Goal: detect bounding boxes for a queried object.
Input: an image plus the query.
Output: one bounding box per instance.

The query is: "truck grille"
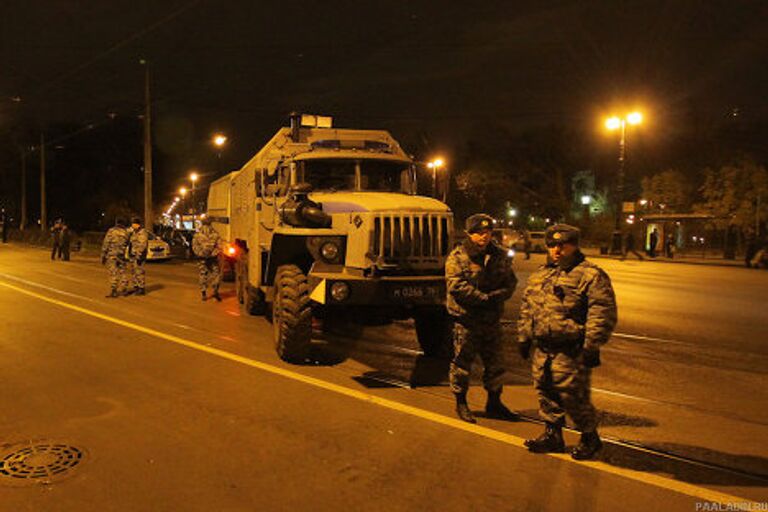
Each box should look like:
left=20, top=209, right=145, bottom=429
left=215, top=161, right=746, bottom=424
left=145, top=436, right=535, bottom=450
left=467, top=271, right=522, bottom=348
left=372, top=214, right=451, bottom=262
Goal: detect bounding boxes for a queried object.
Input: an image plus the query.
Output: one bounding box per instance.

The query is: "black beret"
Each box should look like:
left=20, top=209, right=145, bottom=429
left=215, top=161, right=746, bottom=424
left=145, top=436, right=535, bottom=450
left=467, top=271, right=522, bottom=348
left=545, top=223, right=580, bottom=246
left=465, top=213, right=494, bottom=233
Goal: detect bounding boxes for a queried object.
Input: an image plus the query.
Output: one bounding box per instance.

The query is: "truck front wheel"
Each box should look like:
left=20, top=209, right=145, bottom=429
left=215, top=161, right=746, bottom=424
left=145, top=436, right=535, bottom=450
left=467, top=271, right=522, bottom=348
left=413, top=306, right=453, bottom=359
left=238, top=256, right=266, bottom=315
left=273, top=264, right=312, bottom=363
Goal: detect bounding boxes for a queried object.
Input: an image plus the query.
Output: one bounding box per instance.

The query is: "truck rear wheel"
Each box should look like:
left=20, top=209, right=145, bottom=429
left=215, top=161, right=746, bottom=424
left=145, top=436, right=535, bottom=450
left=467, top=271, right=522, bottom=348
left=413, top=306, right=453, bottom=359
left=273, top=264, right=312, bottom=363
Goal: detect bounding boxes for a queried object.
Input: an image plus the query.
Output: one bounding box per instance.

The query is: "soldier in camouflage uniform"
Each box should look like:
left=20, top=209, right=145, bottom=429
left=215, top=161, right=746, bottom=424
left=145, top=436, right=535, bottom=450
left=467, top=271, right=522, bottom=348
left=127, top=217, right=149, bottom=295
left=192, top=217, right=223, bottom=301
left=101, top=217, right=130, bottom=298
left=517, top=224, right=617, bottom=460
left=446, top=213, right=518, bottom=424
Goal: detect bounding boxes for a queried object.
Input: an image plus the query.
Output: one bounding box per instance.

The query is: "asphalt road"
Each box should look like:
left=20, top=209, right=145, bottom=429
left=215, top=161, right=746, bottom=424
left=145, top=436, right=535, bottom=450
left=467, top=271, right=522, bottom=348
left=0, top=243, right=766, bottom=511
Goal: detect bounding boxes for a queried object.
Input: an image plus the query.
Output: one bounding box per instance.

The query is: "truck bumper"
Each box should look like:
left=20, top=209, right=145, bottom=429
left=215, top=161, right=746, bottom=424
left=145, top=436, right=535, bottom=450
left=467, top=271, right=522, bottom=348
left=307, top=272, right=445, bottom=306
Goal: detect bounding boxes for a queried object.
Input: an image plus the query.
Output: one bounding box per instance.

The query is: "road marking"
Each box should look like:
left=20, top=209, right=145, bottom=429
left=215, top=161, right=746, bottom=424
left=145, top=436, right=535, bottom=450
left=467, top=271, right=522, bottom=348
left=0, top=278, right=757, bottom=505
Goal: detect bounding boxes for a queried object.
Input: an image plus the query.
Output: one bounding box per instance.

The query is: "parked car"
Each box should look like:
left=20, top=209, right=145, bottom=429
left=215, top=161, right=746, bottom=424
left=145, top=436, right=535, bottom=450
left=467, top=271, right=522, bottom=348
left=145, top=232, right=172, bottom=261
left=512, top=230, right=547, bottom=253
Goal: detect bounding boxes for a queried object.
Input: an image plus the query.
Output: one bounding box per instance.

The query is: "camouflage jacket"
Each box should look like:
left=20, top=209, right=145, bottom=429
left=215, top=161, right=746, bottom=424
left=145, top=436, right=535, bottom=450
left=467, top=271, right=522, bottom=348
left=128, top=227, right=149, bottom=259
left=517, top=251, right=617, bottom=351
left=192, top=225, right=222, bottom=258
left=101, top=226, right=130, bottom=260
left=445, top=239, right=517, bottom=323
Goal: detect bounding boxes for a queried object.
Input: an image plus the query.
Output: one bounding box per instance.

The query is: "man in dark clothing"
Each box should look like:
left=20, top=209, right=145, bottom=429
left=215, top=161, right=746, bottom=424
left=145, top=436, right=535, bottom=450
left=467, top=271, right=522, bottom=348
left=445, top=213, right=518, bottom=424
left=50, top=219, right=63, bottom=260
left=620, top=232, right=644, bottom=261
left=648, top=228, right=659, bottom=258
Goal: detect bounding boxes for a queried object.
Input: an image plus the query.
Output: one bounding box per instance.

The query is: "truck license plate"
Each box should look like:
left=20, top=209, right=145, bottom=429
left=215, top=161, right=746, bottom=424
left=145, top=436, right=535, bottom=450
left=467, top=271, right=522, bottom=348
left=390, top=285, right=442, bottom=302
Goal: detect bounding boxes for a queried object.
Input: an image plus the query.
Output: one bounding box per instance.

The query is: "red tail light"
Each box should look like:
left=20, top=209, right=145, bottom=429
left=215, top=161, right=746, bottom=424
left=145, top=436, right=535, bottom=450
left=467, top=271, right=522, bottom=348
left=227, top=245, right=237, bottom=256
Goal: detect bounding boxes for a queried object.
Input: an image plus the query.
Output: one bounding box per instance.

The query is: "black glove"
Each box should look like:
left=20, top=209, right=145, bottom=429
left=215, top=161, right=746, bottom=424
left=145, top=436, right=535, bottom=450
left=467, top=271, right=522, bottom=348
left=487, top=289, right=507, bottom=303
left=518, top=341, right=531, bottom=360
left=101, top=256, right=106, bottom=265
left=583, top=349, right=601, bottom=368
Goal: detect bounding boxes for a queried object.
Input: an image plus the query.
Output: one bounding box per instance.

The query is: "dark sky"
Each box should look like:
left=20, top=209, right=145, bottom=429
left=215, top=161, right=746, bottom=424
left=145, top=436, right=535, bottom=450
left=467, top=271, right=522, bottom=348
left=2, top=0, right=768, bottom=202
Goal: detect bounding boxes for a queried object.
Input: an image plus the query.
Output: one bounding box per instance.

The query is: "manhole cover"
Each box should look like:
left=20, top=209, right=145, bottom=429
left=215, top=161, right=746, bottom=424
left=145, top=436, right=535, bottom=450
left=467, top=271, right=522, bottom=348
left=0, top=442, right=85, bottom=485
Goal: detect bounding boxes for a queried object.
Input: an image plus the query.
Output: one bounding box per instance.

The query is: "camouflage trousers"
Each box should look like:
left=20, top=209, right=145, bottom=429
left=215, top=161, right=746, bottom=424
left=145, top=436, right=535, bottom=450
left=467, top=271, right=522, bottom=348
left=532, top=345, right=597, bottom=432
left=105, top=258, right=128, bottom=291
left=449, top=321, right=506, bottom=394
left=197, top=257, right=221, bottom=292
left=128, top=259, right=146, bottom=290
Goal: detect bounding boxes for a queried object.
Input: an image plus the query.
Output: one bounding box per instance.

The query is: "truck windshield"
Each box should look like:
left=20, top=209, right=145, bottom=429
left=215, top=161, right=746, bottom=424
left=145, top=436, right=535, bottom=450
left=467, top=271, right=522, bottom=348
left=299, top=159, right=410, bottom=193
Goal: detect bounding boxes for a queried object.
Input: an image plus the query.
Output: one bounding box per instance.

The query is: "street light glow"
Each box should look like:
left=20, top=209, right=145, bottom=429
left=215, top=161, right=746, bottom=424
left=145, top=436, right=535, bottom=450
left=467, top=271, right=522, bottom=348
left=581, top=195, right=592, bottom=205
left=627, top=112, right=643, bottom=125
left=179, top=187, right=187, bottom=196
left=190, top=172, right=198, bottom=182
left=433, top=158, right=444, bottom=167
left=605, top=117, right=621, bottom=130
left=508, top=208, right=518, bottom=217
left=213, top=134, right=227, bottom=147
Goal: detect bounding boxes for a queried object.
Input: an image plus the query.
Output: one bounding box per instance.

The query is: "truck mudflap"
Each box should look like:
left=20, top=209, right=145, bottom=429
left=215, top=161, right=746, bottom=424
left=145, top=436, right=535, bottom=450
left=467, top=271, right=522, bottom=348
left=307, top=273, right=445, bottom=306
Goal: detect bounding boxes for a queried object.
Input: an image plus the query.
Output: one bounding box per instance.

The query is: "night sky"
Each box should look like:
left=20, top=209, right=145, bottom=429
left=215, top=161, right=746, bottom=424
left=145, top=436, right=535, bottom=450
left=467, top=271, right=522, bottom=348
left=2, top=0, right=767, bottom=223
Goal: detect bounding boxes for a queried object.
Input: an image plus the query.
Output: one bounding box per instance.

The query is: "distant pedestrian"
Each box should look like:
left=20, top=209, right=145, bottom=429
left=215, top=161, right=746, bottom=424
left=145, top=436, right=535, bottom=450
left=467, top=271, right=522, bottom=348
left=620, top=232, right=644, bottom=261
left=127, top=217, right=149, bottom=295
left=523, top=230, right=531, bottom=260
left=60, top=221, right=71, bottom=261
left=101, top=217, right=130, bottom=298
left=664, top=234, right=674, bottom=259
left=648, top=228, right=659, bottom=258
left=50, top=219, right=63, bottom=260
left=745, top=229, right=758, bottom=268
left=517, top=224, right=617, bottom=460
left=445, top=213, right=518, bottom=424
left=192, top=217, right=223, bottom=301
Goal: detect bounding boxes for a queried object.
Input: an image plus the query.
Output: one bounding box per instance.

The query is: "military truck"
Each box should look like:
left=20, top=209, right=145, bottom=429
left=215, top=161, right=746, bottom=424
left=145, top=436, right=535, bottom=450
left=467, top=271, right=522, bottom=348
left=210, top=113, right=453, bottom=362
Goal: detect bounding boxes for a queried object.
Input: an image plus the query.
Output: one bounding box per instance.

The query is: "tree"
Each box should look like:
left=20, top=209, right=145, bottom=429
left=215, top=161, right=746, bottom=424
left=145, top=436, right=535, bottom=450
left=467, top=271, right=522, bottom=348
left=695, top=159, right=768, bottom=230
left=640, top=170, right=692, bottom=212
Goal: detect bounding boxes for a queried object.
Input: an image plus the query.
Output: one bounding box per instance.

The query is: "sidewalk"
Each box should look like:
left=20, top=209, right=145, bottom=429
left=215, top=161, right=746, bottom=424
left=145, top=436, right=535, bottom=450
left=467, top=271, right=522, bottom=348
left=581, top=247, right=747, bottom=268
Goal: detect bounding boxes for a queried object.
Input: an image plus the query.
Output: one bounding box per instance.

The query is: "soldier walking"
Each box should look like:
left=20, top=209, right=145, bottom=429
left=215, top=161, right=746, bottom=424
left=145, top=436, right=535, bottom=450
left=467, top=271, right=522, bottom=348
left=50, top=219, right=63, bottom=260
left=127, top=217, right=149, bottom=295
left=517, top=224, right=617, bottom=460
left=446, top=213, right=518, bottom=424
left=192, top=217, right=222, bottom=301
left=101, top=217, right=130, bottom=298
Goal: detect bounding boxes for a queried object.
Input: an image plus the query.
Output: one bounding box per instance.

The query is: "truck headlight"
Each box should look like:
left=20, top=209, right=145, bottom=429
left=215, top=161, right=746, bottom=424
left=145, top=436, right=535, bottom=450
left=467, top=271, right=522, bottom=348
left=330, top=281, right=350, bottom=302
left=320, top=241, right=340, bottom=262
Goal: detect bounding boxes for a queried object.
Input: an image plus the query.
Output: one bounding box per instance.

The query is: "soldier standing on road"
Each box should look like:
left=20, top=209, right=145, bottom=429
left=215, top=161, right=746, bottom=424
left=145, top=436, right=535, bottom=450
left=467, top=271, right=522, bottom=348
left=517, top=224, right=617, bottom=460
left=60, top=221, right=71, bottom=261
left=192, top=217, right=223, bottom=302
left=50, top=219, right=63, bottom=260
left=446, top=213, right=519, bottom=424
left=127, top=217, right=149, bottom=295
left=101, top=217, right=130, bottom=298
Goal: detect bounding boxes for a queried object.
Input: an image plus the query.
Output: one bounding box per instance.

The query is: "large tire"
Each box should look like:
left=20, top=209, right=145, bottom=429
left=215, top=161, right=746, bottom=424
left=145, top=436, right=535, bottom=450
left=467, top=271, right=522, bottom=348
left=413, top=306, right=453, bottom=358
left=273, top=264, right=312, bottom=363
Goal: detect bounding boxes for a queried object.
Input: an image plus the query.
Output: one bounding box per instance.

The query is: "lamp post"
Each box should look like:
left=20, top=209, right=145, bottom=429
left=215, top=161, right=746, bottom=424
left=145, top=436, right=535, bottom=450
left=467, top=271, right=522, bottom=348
left=605, top=112, right=642, bottom=253
left=427, top=157, right=445, bottom=201
left=189, top=172, right=198, bottom=216
left=179, top=187, right=188, bottom=226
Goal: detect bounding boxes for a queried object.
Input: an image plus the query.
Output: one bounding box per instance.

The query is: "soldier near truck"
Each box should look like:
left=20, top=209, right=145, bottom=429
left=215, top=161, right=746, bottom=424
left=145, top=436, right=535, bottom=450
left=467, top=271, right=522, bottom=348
left=445, top=213, right=518, bottom=424
left=127, top=217, right=149, bottom=295
left=517, top=224, right=617, bottom=460
left=192, top=217, right=223, bottom=302
left=207, top=113, right=453, bottom=362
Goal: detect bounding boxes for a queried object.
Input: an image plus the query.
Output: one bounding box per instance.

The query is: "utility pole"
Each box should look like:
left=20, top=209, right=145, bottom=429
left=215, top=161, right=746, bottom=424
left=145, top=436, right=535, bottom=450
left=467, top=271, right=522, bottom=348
left=142, top=60, right=153, bottom=229
left=20, top=148, right=27, bottom=231
left=40, top=132, right=46, bottom=231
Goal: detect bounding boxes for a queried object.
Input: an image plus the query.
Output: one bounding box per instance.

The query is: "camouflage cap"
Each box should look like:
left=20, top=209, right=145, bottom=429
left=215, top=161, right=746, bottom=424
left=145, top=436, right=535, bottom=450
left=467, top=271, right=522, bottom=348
left=115, top=217, right=127, bottom=227
left=131, top=216, right=142, bottom=225
left=465, top=213, right=494, bottom=233
left=545, top=223, right=580, bottom=246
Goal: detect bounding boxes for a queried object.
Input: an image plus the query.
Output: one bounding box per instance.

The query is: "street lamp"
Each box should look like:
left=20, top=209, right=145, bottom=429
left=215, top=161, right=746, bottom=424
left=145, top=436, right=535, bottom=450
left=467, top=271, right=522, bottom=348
left=212, top=133, right=227, bottom=176
left=605, top=111, right=643, bottom=253
left=427, top=157, right=446, bottom=201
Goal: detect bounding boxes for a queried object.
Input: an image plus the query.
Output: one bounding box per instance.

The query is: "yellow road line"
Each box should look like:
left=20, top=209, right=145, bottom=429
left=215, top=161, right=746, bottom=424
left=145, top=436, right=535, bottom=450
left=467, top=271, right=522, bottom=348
left=0, top=279, right=758, bottom=505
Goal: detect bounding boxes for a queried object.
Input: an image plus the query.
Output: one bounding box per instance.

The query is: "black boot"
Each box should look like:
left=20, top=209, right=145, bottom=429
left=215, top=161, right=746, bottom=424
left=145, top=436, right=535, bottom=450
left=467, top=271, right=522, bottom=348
left=135, top=288, right=145, bottom=296
left=201, top=290, right=207, bottom=302
left=485, top=390, right=519, bottom=421
left=524, top=423, right=565, bottom=453
left=213, top=288, right=222, bottom=302
left=106, top=289, right=118, bottom=298
left=571, top=431, right=603, bottom=460
left=455, top=393, right=476, bottom=424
